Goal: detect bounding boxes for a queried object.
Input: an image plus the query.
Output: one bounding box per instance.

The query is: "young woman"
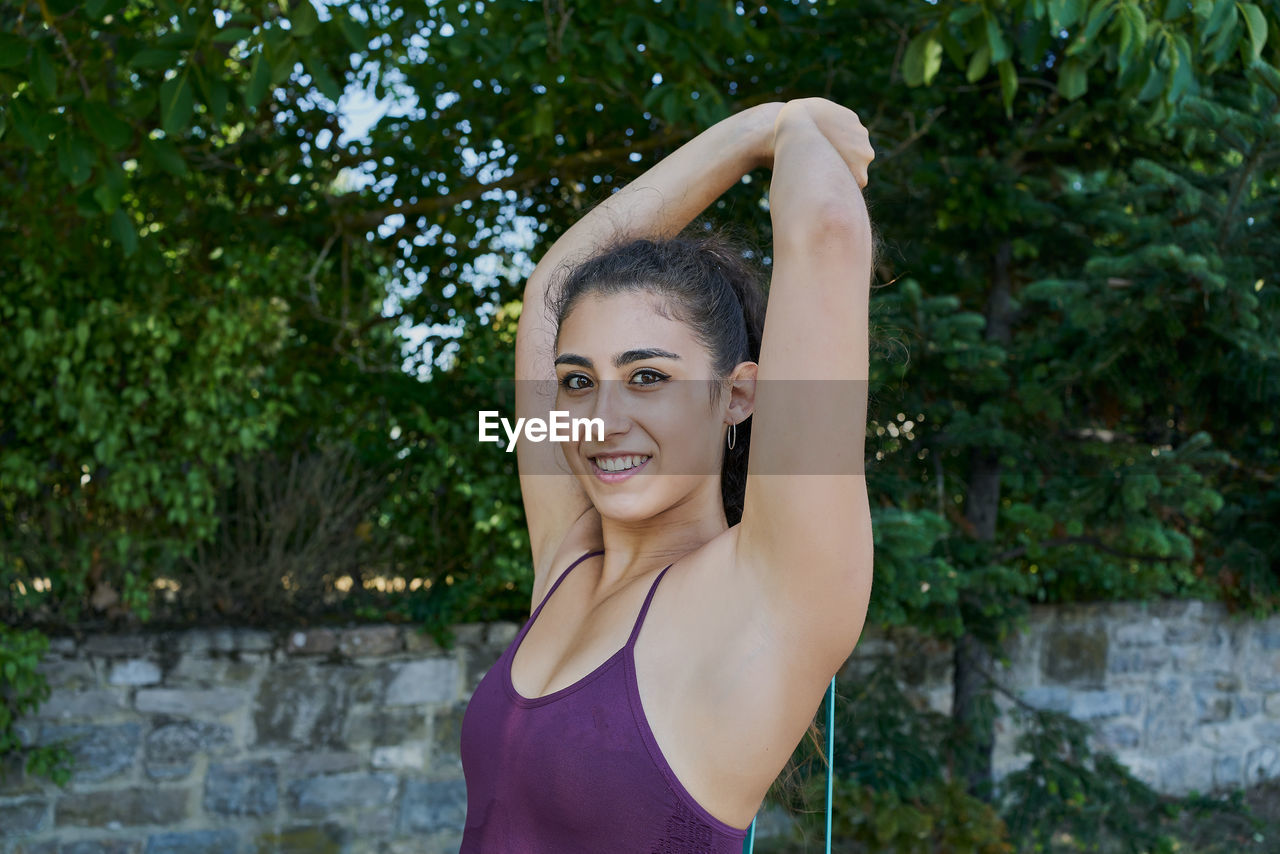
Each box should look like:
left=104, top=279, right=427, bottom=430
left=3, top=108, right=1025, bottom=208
left=459, top=98, right=876, bottom=852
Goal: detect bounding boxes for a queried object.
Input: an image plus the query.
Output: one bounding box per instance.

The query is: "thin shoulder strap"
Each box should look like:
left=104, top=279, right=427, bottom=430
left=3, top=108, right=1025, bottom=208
left=625, top=562, right=674, bottom=648
left=531, top=549, right=602, bottom=617
left=742, top=676, right=835, bottom=854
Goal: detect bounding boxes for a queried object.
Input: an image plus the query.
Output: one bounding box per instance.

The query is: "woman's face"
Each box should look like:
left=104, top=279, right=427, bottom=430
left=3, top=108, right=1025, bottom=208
left=553, top=289, right=730, bottom=523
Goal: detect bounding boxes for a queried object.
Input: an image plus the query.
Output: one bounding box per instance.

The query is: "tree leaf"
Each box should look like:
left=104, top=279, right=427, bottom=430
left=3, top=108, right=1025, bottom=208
left=129, top=48, right=182, bottom=69
left=143, top=136, right=187, bottom=176
left=1247, top=59, right=1280, bottom=96
left=93, top=179, right=121, bottom=214
left=967, top=43, right=992, bottom=83
left=659, top=87, right=681, bottom=123
left=1084, top=0, right=1119, bottom=42
left=998, top=58, right=1018, bottom=117
left=1200, top=0, right=1236, bottom=45
left=1067, top=0, right=1119, bottom=56
left=308, top=58, right=343, bottom=102
left=1022, top=279, right=1085, bottom=301
left=212, top=27, right=255, bottom=45
left=532, top=98, right=553, bottom=138
left=1126, top=2, right=1149, bottom=45
left=0, top=33, right=27, bottom=69
left=9, top=97, right=44, bottom=153
left=159, top=73, right=193, bottom=136
left=1117, top=3, right=1147, bottom=62
left=85, top=0, right=128, bottom=19
left=902, top=30, right=941, bottom=87
left=82, top=102, right=132, bottom=150
left=644, top=20, right=671, bottom=51
left=262, top=24, right=288, bottom=53
left=245, top=51, right=270, bottom=108
left=31, top=44, right=57, bottom=100
left=269, top=41, right=299, bottom=86
left=874, top=806, right=899, bottom=842
left=1137, top=57, right=1167, bottom=100
left=109, top=209, right=138, bottom=257
left=1058, top=56, right=1089, bottom=98
left=922, top=35, right=943, bottom=84
left=122, top=87, right=157, bottom=121
left=1205, top=3, right=1240, bottom=64
left=155, top=30, right=197, bottom=50
left=337, top=10, right=367, bottom=52
left=985, top=11, right=1011, bottom=63
left=1049, top=0, right=1086, bottom=29
left=949, top=3, right=984, bottom=25
left=290, top=0, right=320, bottom=38
left=1117, top=9, right=1135, bottom=60
left=642, top=82, right=666, bottom=110
left=1168, top=33, right=1194, bottom=101
left=102, top=156, right=126, bottom=195
left=207, top=76, right=229, bottom=122
left=937, top=25, right=966, bottom=72
left=55, top=131, right=94, bottom=186
left=1016, top=12, right=1052, bottom=65
left=1239, top=3, right=1267, bottom=61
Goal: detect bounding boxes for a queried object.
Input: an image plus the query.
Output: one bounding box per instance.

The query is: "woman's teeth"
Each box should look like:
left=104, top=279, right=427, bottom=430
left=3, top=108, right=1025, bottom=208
left=594, top=455, right=650, bottom=472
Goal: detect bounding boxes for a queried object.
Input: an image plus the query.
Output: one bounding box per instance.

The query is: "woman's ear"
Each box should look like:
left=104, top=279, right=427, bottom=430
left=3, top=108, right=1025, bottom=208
left=726, top=361, right=758, bottom=424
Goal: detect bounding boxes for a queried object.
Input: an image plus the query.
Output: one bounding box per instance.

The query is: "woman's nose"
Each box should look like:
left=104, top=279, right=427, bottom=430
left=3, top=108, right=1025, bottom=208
left=587, top=379, right=632, bottom=435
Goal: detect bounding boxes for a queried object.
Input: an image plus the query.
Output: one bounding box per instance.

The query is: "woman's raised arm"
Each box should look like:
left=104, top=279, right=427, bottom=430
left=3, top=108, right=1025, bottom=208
left=515, top=103, right=784, bottom=587
left=735, top=98, right=876, bottom=678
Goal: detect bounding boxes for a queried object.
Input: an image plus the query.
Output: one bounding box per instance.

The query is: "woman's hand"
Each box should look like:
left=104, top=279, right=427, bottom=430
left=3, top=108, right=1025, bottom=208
left=775, top=98, right=874, bottom=188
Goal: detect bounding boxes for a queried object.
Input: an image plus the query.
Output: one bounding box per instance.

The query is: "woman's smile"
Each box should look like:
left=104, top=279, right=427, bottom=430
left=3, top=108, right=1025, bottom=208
left=589, top=453, right=652, bottom=482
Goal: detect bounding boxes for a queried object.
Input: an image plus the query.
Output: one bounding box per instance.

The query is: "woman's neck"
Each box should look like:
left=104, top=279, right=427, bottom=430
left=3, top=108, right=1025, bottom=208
left=591, top=484, right=729, bottom=595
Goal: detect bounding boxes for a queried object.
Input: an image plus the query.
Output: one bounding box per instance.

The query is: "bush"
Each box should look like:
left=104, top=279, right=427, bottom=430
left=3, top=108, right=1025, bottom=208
left=165, top=442, right=396, bottom=626
left=760, top=654, right=1269, bottom=854
left=0, top=625, right=72, bottom=787
left=763, top=657, right=1012, bottom=853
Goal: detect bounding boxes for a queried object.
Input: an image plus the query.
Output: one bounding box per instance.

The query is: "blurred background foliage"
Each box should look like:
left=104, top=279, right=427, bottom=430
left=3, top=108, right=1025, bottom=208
left=2, top=0, right=1278, bottom=849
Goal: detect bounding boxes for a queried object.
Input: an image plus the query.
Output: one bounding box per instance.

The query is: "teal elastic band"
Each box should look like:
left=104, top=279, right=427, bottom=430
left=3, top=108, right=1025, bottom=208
left=743, top=676, right=835, bottom=854
left=825, top=674, right=834, bottom=854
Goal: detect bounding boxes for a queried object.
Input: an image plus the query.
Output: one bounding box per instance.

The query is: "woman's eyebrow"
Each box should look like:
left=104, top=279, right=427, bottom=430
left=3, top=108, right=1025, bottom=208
left=553, top=353, right=593, bottom=368
left=553, top=348, right=681, bottom=369
left=614, top=348, right=681, bottom=367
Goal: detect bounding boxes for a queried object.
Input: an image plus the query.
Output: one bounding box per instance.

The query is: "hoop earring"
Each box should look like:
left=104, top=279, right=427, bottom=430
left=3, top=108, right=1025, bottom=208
left=727, top=422, right=737, bottom=451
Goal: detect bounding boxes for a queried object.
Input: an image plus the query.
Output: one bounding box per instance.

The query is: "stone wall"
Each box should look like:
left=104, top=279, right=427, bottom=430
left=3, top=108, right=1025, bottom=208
left=2, top=599, right=1279, bottom=853
left=992, top=599, right=1280, bottom=795
left=0, top=623, right=511, bottom=854
left=850, top=599, right=1280, bottom=796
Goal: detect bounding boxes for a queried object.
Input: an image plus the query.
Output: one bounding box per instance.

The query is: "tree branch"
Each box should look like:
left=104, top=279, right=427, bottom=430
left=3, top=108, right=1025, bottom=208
left=1218, top=99, right=1280, bottom=251
left=349, top=127, right=687, bottom=239
left=882, top=106, right=947, bottom=161
left=37, top=0, right=92, bottom=98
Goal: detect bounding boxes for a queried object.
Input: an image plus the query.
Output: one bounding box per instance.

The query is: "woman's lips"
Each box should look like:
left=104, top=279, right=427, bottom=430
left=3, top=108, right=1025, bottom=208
left=589, top=455, right=651, bottom=483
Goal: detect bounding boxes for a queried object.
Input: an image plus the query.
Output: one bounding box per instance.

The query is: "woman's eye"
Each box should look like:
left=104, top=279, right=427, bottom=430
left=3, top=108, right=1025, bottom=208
left=560, top=374, right=592, bottom=391
left=632, top=369, right=668, bottom=386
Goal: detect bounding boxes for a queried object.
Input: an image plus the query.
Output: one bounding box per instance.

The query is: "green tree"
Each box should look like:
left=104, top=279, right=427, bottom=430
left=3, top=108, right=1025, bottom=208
left=1, top=0, right=421, bottom=777
left=842, top=0, right=1280, bottom=808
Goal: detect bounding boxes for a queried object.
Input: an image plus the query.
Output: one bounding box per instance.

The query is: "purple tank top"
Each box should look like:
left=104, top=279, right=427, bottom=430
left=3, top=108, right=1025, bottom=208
left=459, top=549, right=751, bottom=853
